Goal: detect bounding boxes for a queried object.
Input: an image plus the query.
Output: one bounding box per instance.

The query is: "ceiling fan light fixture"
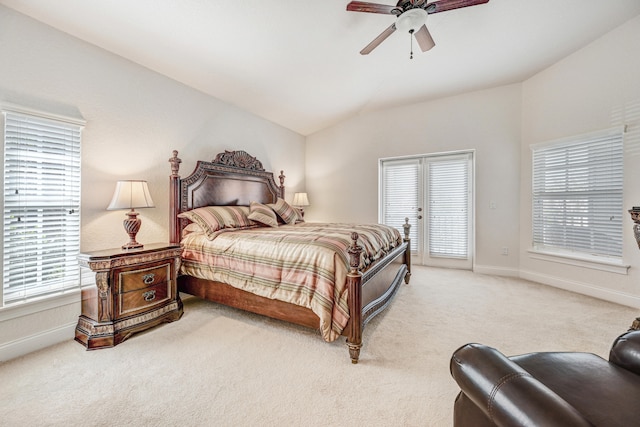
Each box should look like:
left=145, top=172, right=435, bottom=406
left=395, top=8, right=428, bottom=33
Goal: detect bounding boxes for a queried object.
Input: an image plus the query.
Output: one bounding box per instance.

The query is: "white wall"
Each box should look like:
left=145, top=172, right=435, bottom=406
left=306, top=84, right=522, bottom=275
left=520, top=15, right=640, bottom=307
left=0, top=6, right=305, bottom=360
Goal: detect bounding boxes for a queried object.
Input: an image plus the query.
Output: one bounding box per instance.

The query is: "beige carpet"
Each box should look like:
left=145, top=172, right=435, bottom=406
left=0, top=266, right=637, bottom=426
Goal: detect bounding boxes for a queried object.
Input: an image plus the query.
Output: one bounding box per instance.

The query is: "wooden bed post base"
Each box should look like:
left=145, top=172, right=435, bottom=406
left=169, top=150, right=182, bottom=245
left=347, top=341, right=362, bottom=364
left=403, top=217, right=412, bottom=284
left=347, top=232, right=364, bottom=364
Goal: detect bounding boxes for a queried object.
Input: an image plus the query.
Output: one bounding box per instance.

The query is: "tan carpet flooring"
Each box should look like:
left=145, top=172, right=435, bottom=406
left=1, top=266, right=637, bottom=426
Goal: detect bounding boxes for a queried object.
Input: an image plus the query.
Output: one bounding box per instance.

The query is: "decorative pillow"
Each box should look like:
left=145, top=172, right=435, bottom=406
left=267, top=197, right=300, bottom=225
left=177, top=206, right=253, bottom=239
left=248, top=201, right=279, bottom=227
left=182, top=222, right=203, bottom=237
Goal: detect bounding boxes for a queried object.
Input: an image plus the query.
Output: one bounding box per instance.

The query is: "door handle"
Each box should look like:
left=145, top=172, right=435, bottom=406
left=417, top=215, right=423, bottom=220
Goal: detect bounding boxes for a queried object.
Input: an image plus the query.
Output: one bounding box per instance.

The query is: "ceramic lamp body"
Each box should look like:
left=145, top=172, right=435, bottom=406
left=122, top=210, right=143, bottom=249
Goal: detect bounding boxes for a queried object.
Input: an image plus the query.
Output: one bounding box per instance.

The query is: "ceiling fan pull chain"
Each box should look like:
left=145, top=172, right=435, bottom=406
left=409, top=28, right=414, bottom=59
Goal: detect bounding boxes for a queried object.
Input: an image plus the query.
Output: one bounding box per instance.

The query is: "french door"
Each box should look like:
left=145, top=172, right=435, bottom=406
left=380, top=151, right=474, bottom=269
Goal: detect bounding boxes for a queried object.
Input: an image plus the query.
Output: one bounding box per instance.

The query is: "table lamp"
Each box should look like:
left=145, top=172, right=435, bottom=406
left=107, top=180, right=155, bottom=249
left=292, top=192, right=310, bottom=217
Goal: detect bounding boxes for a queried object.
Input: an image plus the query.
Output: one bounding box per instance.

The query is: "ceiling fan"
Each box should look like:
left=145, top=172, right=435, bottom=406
left=346, top=0, right=489, bottom=56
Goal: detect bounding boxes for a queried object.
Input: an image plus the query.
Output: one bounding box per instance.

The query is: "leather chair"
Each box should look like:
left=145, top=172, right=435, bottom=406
left=450, top=322, right=640, bottom=427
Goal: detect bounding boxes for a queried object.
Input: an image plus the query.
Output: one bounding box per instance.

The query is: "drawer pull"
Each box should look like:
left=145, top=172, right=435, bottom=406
left=142, top=274, right=155, bottom=285
left=143, top=290, right=156, bottom=302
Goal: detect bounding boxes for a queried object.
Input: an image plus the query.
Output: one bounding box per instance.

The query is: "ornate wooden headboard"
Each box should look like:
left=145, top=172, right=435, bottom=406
left=168, top=150, right=285, bottom=244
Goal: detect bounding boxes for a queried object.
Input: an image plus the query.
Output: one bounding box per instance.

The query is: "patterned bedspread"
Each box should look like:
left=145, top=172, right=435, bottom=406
left=180, top=222, right=402, bottom=342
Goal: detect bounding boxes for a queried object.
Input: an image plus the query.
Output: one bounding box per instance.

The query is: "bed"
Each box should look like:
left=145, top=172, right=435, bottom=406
left=169, top=149, right=411, bottom=363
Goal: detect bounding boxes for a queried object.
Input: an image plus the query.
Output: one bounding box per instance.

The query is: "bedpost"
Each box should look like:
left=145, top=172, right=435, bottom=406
left=346, top=232, right=364, bottom=364
left=278, top=170, right=285, bottom=199
left=403, top=217, right=412, bottom=284
left=169, top=150, right=182, bottom=244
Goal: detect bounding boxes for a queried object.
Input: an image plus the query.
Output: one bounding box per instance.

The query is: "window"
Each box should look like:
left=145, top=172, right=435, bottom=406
left=2, top=109, right=83, bottom=306
left=532, top=127, right=624, bottom=259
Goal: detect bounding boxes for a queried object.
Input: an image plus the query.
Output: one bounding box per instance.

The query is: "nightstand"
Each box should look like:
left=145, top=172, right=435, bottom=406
left=75, top=243, right=183, bottom=349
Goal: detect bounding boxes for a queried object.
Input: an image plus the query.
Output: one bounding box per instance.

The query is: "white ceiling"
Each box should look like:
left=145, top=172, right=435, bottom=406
left=2, top=0, right=640, bottom=135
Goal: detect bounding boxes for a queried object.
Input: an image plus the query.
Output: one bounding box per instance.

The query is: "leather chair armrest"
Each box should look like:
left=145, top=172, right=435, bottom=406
left=450, top=343, right=593, bottom=427
left=609, top=330, right=640, bottom=376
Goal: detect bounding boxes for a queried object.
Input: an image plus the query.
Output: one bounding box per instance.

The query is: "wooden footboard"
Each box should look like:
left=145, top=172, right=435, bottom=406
left=344, top=236, right=410, bottom=363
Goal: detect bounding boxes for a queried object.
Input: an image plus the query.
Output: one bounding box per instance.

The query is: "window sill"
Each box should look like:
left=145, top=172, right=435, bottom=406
left=528, top=249, right=630, bottom=275
left=0, top=290, right=80, bottom=322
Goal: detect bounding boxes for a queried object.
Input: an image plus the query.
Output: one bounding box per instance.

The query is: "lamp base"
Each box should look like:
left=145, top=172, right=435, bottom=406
left=122, top=209, right=143, bottom=250
left=122, top=241, right=144, bottom=250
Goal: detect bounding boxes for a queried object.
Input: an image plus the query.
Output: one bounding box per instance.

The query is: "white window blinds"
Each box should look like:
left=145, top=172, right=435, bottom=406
left=380, top=158, right=419, bottom=252
left=3, top=110, right=82, bottom=305
left=428, top=157, right=470, bottom=258
left=532, top=127, right=624, bottom=258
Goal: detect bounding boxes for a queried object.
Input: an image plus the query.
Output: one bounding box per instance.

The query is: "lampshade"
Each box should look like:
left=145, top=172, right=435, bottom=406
left=292, top=192, right=310, bottom=207
left=107, top=180, right=155, bottom=210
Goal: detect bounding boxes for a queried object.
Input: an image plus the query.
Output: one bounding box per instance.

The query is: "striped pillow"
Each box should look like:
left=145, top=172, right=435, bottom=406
left=178, top=206, right=253, bottom=239
left=248, top=201, right=279, bottom=227
left=181, top=222, right=203, bottom=238
left=268, top=197, right=300, bottom=225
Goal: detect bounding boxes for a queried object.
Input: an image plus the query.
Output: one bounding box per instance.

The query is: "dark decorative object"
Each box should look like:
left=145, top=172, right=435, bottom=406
left=169, top=150, right=181, bottom=177
left=212, top=150, right=264, bottom=171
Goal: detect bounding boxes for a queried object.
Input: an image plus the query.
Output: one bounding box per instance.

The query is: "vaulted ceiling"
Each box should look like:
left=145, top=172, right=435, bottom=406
left=2, top=0, right=640, bottom=135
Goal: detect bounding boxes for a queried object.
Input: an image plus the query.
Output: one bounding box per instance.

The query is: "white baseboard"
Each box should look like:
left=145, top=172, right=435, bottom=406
left=520, top=269, right=640, bottom=309
left=0, top=321, right=77, bottom=362
left=473, top=264, right=520, bottom=277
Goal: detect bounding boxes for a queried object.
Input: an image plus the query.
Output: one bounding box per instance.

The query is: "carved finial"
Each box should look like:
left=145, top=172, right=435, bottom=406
left=279, top=170, right=285, bottom=187
left=403, top=217, right=411, bottom=241
left=169, top=150, right=181, bottom=177
left=212, top=150, right=264, bottom=170
left=347, top=232, right=363, bottom=274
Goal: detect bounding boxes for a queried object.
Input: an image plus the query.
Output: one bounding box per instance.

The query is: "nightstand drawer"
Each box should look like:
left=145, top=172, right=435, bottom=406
left=118, top=281, right=171, bottom=316
left=118, top=262, right=171, bottom=293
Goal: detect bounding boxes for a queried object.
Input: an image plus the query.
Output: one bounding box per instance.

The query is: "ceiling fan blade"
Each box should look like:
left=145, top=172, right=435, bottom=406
left=414, top=24, right=435, bottom=52
left=426, top=0, right=489, bottom=14
left=360, top=23, right=397, bottom=55
left=346, top=1, right=397, bottom=15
